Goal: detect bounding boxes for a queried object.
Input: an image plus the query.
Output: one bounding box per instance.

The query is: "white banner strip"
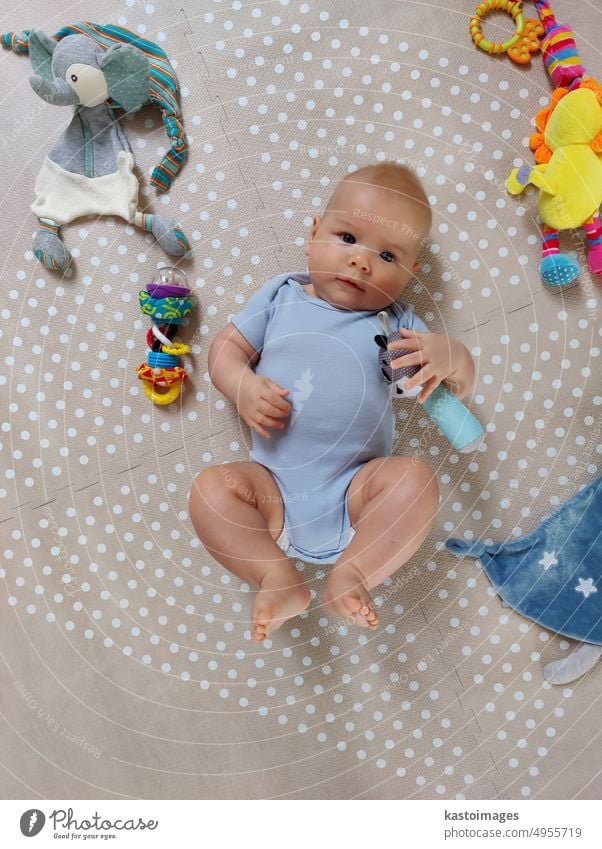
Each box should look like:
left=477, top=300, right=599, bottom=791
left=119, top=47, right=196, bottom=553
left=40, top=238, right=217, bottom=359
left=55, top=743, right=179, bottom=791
left=0, top=800, right=598, bottom=848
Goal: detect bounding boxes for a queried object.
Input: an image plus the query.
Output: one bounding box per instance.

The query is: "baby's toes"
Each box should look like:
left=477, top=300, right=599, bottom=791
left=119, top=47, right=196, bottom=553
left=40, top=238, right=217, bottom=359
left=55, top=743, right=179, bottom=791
left=356, top=602, right=379, bottom=629
left=341, top=593, right=364, bottom=617
left=364, top=604, right=379, bottom=623
left=253, top=622, right=268, bottom=641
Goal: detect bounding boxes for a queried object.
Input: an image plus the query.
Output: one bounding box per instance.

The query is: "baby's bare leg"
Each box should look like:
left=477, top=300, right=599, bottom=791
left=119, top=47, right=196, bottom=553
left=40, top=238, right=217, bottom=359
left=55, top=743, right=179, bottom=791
left=323, top=456, right=439, bottom=629
left=189, top=461, right=310, bottom=641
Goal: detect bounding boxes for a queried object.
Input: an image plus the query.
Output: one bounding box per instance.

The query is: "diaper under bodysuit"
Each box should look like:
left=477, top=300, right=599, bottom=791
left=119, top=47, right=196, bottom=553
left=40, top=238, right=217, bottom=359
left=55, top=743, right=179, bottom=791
left=230, top=271, right=429, bottom=565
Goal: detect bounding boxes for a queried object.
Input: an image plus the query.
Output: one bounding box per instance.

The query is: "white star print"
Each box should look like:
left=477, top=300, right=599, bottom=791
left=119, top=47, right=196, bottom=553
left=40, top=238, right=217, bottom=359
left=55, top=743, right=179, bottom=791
left=575, top=578, right=597, bottom=599
left=538, top=550, right=558, bottom=571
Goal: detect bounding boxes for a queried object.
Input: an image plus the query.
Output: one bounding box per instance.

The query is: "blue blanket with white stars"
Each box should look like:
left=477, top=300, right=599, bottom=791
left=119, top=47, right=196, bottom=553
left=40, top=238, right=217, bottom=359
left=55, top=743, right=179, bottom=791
left=445, top=476, right=601, bottom=645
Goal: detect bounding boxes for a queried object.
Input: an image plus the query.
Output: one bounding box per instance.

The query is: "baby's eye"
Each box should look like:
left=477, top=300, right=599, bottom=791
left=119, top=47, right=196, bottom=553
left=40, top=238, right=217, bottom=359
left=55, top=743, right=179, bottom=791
left=340, top=232, right=356, bottom=244
left=380, top=250, right=396, bottom=263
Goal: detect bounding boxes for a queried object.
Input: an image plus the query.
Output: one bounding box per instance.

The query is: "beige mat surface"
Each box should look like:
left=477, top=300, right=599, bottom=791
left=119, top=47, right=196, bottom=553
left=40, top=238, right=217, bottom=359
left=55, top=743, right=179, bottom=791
left=0, top=0, right=600, bottom=799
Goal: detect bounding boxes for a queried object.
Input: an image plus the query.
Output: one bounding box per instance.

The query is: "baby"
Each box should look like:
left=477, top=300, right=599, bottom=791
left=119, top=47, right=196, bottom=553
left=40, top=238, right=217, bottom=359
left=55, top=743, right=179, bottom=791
left=189, top=163, right=476, bottom=642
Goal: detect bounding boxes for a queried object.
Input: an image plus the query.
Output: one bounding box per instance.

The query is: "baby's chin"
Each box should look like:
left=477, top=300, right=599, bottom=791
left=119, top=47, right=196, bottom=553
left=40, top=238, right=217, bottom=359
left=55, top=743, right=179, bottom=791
left=312, top=280, right=397, bottom=311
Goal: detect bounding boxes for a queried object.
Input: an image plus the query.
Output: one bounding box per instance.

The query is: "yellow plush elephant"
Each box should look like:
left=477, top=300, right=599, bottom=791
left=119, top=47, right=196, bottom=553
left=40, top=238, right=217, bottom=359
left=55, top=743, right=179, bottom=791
left=506, top=78, right=602, bottom=287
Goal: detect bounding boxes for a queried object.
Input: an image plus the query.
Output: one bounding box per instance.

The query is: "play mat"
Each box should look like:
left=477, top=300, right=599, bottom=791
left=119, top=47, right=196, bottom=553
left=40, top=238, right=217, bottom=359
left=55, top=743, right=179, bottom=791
left=0, top=0, right=599, bottom=799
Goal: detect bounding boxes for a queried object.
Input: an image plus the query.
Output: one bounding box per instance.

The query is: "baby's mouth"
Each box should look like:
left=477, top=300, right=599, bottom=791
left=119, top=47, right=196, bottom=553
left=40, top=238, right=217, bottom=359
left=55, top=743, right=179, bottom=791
left=335, top=276, right=364, bottom=292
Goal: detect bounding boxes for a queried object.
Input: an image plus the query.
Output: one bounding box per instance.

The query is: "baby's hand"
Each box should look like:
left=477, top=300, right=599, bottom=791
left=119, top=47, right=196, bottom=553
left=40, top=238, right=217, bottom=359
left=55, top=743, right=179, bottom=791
left=238, top=372, right=291, bottom=438
left=388, top=328, right=459, bottom=403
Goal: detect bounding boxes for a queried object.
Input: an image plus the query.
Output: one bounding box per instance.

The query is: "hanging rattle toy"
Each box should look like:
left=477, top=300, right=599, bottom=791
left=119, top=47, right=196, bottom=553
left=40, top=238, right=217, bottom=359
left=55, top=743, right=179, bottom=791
left=375, top=312, right=484, bottom=453
left=469, top=0, right=543, bottom=64
left=504, top=0, right=602, bottom=287
left=136, top=267, right=193, bottom=405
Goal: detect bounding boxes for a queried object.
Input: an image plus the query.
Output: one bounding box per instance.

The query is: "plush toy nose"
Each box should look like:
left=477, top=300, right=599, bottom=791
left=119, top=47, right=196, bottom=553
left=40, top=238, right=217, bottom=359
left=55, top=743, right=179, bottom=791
left=30, top=74, right=79, bottom=105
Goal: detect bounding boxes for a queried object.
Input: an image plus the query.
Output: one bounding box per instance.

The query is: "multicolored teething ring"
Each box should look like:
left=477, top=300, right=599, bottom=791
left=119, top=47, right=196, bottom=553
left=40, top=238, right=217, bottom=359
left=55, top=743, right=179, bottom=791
left=137, top=363, right=188, bottom=405
left=470, top=0, right=543, bottom=64
left=136, top=268, right=193, bottom=406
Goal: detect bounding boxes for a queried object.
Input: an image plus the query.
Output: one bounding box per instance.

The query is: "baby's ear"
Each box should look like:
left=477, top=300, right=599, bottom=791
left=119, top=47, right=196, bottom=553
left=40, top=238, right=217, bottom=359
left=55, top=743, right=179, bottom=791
left=305, top=214, right=322, bottom=245
left=374, top=333, right=387, bottom=350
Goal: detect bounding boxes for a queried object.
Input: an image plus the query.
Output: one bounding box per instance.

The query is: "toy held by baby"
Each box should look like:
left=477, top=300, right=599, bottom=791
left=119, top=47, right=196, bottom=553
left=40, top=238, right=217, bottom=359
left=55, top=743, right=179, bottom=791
left=375, top=311, right=484, bottom=453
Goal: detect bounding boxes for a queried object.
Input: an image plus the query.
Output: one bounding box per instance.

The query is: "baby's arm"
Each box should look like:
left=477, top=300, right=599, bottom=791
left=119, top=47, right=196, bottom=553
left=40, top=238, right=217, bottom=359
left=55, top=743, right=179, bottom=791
left=442, top=338, right=476, bottom=401
left=208, top=323, right=259, bottom=401
left=208, top=324, right=291, bottom=438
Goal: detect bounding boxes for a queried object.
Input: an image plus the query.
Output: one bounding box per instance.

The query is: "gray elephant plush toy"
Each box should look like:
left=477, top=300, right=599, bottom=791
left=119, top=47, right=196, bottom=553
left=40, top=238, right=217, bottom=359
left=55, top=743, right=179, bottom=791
left=2, top=23, right=191, bottom=271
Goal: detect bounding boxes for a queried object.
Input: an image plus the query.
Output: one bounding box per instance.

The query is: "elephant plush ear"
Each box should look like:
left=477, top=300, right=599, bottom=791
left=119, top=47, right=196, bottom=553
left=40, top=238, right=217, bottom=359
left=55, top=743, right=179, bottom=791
left=99, top=43, right=150, bottom=113
left=28, top=30, right=58, bottom=82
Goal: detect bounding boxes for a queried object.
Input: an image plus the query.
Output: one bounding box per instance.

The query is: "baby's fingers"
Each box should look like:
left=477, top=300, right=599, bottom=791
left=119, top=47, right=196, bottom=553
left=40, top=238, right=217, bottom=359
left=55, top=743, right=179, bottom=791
left=257, top=412, right=287, bottom=433
left=266, top=378, right=289, bottom=397
left=265, top=386, right=291, bottom=413
left=268, top=395, right=291, bottom=415
left=390, top=351, right=426, bottom=370
left=387, top=337, right=421, bottom=352
left=405, top=364, right=435, bottom=391
left=417, top=376, right=440, bottom=404
left=248, top=419, right=270, bottom=439
left=258, top=399, right=290, bottom=419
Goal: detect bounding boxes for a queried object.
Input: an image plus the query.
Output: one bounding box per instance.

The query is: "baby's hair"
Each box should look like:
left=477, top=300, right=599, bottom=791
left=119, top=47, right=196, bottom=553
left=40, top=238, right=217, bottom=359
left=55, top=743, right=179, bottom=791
left=325, top=162, right=432, bottom=234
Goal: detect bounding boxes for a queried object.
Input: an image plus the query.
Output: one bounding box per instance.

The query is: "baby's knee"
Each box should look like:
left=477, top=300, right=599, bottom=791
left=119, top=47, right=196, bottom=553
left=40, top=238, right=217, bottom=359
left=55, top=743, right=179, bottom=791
left=406, top=458, right=439, bottom=513
left=384, top=455, right=437, bottom=487
left=189, top=465, right=231, bottom=511
left=189, top=465, right=241, bottom=537
left=409, top=457, right=438, bottom=489
left=386, top=456, right=439, bottom=507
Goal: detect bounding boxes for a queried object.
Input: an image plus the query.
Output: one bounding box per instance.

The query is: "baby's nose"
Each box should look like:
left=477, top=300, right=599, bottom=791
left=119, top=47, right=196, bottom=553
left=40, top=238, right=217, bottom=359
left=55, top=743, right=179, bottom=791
left=350, top=251, right=370, bottom=271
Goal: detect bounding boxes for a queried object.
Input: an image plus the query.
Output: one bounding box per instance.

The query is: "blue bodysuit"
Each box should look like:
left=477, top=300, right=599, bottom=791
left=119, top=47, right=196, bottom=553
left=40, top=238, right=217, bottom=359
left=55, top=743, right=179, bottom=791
left=229, top=271, right=429, bottom=565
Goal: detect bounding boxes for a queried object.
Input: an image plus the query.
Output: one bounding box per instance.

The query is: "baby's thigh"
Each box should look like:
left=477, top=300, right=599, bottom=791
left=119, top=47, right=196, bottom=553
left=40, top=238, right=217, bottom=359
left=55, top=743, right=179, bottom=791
left=217, top=461, right=284, bottom=541
left=346, top=455, right=436, bottom=527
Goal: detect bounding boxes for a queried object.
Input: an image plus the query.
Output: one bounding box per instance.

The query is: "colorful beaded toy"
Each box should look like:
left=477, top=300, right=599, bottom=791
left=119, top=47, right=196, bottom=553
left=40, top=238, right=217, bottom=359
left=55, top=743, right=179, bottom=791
left=136, top=267, right=193, bottom=405
left=470, top=0, right=543, bottom=64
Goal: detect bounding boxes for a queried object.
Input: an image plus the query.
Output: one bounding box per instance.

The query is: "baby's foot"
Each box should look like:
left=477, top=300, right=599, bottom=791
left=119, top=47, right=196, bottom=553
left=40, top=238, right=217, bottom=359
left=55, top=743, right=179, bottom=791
left=323, top=563, right=379, bottom=630
left=252, top=564, right=311, bottom=642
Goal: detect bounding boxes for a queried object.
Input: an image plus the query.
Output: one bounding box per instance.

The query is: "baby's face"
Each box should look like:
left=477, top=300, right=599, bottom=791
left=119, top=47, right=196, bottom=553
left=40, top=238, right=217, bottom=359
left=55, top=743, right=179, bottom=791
left=303, top=181, right=429, bottom=311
